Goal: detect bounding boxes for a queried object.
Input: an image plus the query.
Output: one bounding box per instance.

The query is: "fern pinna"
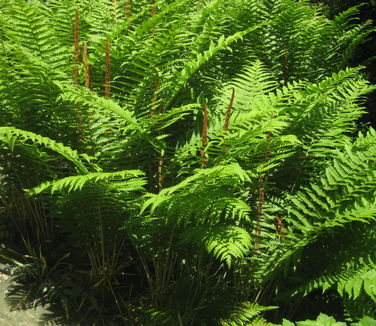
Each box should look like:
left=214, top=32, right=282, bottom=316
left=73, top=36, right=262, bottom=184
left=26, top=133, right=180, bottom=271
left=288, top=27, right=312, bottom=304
left=0, top=0, right=375, bottom=324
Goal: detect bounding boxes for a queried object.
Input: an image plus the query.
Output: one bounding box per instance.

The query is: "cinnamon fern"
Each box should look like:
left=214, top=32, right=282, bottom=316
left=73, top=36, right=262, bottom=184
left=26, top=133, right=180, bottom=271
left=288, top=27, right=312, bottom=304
left=0, top=0, right=375, bottom=325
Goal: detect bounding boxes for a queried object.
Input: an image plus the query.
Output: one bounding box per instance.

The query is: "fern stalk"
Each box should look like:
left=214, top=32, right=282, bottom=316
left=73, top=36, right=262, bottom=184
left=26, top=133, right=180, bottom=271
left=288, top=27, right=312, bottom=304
left=105, top=39, right=111, bottom=99
left=149, top=10, right=164, bottom=189
left=254, top=130, right=273, bottom=251
left=151, top=76, right=160, bottom=117
left=200, top=103, right=208, bottom=167
left=254, top=176, right=265, bottom=251
left=112, top=0, right=117, bottom=16
left=158, top=104, right=165, bottom=191
left=73, top=8, right=80, bottom=86
left=73, top=9, right=84, bottom=140
left=82, top=42, right=91, bottom=89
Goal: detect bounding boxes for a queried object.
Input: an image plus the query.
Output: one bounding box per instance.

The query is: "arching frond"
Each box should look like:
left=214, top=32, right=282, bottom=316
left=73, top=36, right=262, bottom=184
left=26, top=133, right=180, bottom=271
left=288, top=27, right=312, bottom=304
left=26, top=170, right=146, bottom=196
left=0, top=127, right=96, bottom=173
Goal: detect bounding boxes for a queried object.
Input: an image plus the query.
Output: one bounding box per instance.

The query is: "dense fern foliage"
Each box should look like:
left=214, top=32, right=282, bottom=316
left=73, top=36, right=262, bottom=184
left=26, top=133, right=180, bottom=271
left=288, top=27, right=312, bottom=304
left=0, top=0, right=376, bottom=325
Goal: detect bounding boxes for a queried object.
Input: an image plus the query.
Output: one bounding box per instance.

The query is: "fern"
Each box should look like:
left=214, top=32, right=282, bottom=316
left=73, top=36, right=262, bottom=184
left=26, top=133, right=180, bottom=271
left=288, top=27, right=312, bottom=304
left=255, top=129, right=376, bottom=320
left=0, top=127, right=96, bottom=173
left=220, top=303, right=276, bottom=326
left=182, top=225, right=252, bottom=267
left=1, top=0, right=375, bottom=324
left=26, top=170, right=146, bottom=196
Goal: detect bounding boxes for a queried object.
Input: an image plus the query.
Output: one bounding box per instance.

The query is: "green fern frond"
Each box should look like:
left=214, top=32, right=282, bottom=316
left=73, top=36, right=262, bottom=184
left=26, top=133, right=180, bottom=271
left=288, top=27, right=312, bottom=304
left=339, top=268, right=376, bottom=301
left=0, top=127, right=97, bottom=173
left=164, top=21, right=267, bottom=108
left=257, top=129, right=376, bottom=285
left=142, top=163, right=251, bottom=217
left=57, top=82, right=139, bottom=126
left=220, top=303, right=276, bottom=326
left=182, top=225, right=252, bottom=266
left=26, top=170, right=146, bottom=196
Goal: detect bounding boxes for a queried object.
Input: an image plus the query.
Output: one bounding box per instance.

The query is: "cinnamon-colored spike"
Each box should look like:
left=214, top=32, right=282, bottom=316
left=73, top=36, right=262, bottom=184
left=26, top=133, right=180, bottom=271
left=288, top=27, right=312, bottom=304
left=105, top=39, right=111, bottom=98
left=125, top=0, right=131, bottom=18
left=223, top=88, right=235, bottom=131
left=274, top=216, right=287, bottom=241
left=73, top=8, right=80, bottom=85
left=151, top=4, right=157, bottom=36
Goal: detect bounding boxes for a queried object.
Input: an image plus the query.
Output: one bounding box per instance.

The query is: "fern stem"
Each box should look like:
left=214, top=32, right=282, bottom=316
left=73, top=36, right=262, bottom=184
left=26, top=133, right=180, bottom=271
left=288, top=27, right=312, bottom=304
left=82, top=42, right=91, bottom=89
left=223, top=88, right=235, bottom=131
left=297, top=156, right=316, bottom=161
left=73, top=8, right=80, bottom=86
left=202, top=103, right=208, bottom=149
left=73, top=10, right=84, bottom=141
left=151, top=77, right=160, bottom=117
left=254, top=175, right=265, bottom=250
left=254, top=130, right=273, bottom=251
left=150, top=73, right=165, bottom=190
left=157, top=104, right=165, bottom=191
left=149, top=7, right=164, bottom=190
left=200, top=103, right=208, bottom=167
left=105, top=39, right=111, bottom=99
left=112, top=0, right=117, bottom=17
left=157, top=158, right=164, bottom=190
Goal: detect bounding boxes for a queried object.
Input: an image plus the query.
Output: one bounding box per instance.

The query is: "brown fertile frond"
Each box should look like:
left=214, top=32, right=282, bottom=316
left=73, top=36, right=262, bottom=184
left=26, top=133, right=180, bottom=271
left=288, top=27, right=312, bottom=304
left=223, top=88, right=235, bottom=131
left=274, top=216, right=287, bottom=241
left=151, top=4, right=157, bottom=17
left=125, top=0, right=131, bottom=18
left=151, top=3, right=157, bottom=36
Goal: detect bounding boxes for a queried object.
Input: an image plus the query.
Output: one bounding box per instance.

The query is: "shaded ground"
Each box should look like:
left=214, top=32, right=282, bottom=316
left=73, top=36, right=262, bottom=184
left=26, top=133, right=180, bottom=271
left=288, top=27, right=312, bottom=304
left=0, top=271, right=51, bottom=326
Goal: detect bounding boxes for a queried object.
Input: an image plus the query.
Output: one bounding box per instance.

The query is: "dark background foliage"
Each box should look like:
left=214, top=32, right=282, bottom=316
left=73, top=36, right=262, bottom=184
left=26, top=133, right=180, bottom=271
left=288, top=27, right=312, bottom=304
left=313, top=0, right=376, bottom=126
